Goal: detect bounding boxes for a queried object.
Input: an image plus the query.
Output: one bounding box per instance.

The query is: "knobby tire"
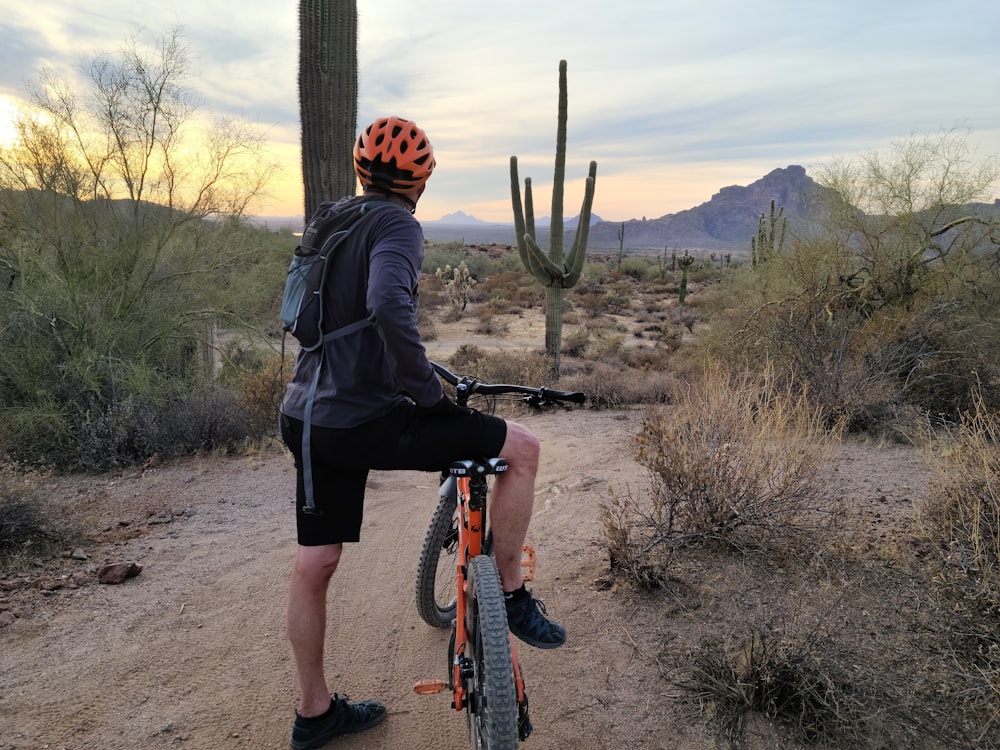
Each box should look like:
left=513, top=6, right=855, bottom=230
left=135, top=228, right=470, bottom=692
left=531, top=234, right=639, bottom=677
left=416, top=487, right=493, bottom=628
left=465, top=555, right=519, bottom=750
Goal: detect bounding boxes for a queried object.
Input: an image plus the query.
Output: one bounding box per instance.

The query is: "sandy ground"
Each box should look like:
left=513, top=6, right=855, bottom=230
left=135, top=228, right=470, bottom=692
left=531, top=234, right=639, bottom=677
left=0, top=394, right=935, bottom=750
left=3, top=408, right=730, bottom=750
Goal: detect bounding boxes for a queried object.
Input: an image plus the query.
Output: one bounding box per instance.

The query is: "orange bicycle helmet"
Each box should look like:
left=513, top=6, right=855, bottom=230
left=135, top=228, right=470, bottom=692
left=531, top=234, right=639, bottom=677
left=354, top=116, right=435, bottom=197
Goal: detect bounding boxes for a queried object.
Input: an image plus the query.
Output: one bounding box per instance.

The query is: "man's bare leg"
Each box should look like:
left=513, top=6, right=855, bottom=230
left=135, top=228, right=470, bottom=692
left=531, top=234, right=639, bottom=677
left=490, top=421, right=540, bottom=593
left=287, top=543, right=341, bottom=717
left=490, top=420, right=565, bottom=648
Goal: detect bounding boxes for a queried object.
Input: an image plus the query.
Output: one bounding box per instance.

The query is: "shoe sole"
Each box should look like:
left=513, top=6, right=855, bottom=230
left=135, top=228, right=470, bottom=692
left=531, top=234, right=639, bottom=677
left=290, top=710, right=386, bottom=750
left=510, top=630, right=566, bottom=649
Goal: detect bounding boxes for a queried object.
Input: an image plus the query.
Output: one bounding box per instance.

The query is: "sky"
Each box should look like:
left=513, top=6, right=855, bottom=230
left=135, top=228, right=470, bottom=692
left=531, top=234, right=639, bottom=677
left=0, top=0, right=997, bottom=224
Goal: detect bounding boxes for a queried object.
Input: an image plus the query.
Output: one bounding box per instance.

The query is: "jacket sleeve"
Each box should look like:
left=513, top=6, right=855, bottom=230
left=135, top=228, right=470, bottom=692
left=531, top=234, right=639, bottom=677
left=366, top=217, right=444, bottom=407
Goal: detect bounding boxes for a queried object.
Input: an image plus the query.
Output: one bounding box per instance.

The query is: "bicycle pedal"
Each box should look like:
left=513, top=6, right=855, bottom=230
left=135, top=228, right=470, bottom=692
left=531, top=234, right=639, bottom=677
left=413, top=679, right=448, bottom=695
left=521, top=544, right=536, bottom=582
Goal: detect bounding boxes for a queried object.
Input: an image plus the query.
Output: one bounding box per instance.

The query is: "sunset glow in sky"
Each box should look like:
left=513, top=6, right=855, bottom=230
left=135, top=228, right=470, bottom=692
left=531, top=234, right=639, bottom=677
left=1, top=1, right=997, bottom=223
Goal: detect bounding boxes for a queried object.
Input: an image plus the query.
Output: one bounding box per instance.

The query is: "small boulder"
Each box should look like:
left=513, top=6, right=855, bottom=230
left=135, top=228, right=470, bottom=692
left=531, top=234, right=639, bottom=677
left=97, top=562, right=143, bottom=585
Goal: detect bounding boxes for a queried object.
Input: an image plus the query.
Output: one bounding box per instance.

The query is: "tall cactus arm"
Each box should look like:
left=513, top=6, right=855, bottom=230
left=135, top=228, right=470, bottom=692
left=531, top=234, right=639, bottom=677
left=510, top=156, right=528, bottom=258
left=524, top=177, right=536, bottom=240
left=511, top=158, right=550, bottom=284
left=563, top=161, right=597, bottom=287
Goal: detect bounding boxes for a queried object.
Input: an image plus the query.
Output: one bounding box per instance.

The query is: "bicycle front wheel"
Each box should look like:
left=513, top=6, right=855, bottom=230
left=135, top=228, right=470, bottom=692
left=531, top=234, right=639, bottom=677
left=465, top=554, right=518, bottom=750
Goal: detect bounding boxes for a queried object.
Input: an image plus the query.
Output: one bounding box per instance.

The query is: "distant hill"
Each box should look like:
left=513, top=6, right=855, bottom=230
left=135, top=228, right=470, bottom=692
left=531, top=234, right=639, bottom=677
left=417, top=165, right=834, bottom=250
left=586, top=165, right=834, bottom=252
left=255, top=165, right=998, bottom=252
left=437, top=210, right=488, bottom=225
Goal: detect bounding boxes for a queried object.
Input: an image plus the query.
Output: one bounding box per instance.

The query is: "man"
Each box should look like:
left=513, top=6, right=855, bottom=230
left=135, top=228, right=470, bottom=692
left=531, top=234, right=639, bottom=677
left=279, top=115, right=566, bottom=750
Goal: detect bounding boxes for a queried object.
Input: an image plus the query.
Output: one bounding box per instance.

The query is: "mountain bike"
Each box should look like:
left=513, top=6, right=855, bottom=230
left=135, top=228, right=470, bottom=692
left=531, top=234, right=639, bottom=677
left=413, top=361, right=585, bottom=748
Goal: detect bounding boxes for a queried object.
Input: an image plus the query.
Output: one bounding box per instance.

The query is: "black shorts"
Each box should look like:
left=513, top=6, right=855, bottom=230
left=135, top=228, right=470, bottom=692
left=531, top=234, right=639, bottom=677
left=280, top=403, right=507, bottom=546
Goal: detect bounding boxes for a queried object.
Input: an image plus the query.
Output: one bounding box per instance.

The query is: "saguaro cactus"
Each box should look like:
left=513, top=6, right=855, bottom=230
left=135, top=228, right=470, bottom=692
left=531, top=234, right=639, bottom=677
left=678, top=251, right=695, bottom=305
left=510, top=60, right=597, bottom=375
left=299, top=0, right=358, bottom=222
left=751, top=199, right=787, bottom=266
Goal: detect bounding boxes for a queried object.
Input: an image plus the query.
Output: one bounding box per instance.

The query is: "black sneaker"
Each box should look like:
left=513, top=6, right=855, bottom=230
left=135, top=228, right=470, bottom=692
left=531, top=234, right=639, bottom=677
left=505, top=588, right=566, bottom=649
left=290, top=694, right=386, bottom=750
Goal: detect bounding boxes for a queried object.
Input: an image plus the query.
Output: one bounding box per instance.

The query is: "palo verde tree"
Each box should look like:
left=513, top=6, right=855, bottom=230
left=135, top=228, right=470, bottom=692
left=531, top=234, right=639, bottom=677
left=819, top=130, right=999, bottom=316
left=717, top=130, right=1000, bottom=424
left=0, top=27, right=279, bottom=469
left=510, top=60, right=597, bottom=375
left=299, top=0, right=358, bottom=221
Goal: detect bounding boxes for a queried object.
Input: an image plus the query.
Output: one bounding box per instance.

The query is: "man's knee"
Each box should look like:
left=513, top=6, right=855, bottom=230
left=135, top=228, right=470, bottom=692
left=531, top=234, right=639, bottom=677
left=501, top=421, right=540, bottom=469
left=294, top=543, right=343, bottom=586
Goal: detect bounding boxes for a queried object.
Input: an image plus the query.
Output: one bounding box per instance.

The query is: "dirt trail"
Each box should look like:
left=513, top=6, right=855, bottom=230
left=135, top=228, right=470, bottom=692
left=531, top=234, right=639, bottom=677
left=2, top=408, right=713, bottom=750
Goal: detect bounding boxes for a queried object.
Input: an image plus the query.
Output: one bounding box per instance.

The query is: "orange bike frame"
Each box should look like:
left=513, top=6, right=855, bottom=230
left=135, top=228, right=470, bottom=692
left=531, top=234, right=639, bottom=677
left=450, top=475, right=529, bottom=713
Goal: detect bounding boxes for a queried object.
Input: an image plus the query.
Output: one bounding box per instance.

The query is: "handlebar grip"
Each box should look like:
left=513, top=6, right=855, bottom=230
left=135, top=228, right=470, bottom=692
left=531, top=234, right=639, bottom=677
left=540, top=388, right=586, bottom=404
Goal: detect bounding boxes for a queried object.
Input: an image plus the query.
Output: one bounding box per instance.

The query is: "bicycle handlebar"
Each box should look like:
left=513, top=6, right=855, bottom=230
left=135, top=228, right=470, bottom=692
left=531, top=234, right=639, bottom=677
left=431, top=361, right=586, bottom=407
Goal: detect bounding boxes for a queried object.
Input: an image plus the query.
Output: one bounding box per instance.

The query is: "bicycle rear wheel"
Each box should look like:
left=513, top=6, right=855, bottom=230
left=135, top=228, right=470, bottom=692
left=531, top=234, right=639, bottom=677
left=416, top=483, right=492, bottom=628
left=465, top=555, right=518, bottom=750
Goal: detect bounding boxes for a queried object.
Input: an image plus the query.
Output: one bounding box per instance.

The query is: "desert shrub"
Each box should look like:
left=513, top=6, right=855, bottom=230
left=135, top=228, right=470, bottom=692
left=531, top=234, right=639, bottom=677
left=2, top=376, right=254, bottom=474
left=560, top=327, right=592, bottom=358
left=648, top=322, right=684, bottom=349
left=621, top=345, right=674, bottom=371
left=920, top=388, right=1000, bottom=600
left=558, top=360, right=674, bottom=410
left=876, top=299, right=1000, bottom=419
left=700, top=133, right=1000, bottom=435
left=669, top=305, right=700, bottom=333
left=0, top=464, right=72, bottom=571
left=918, top=394, right=1000, bottom=747
left=601, top=366, right=838, bottom=584
left=476, top=270, right=533, bottom=313
left=423, top=243, right=515, bottom=280
left=705, top=265, right=906, bottom=434
left=575, top=290, right=611, bottom=317
left=683, top=623, right=891, bottom=749
left=448, top=345, right=555, bottom=389
left=619, top=257, right=657, bottom=282
left=222, top=345, right=286, bottom=438
left=589, top=332, right=626, bottom=363
left=474, top=307, right=509, bottom=336
left=422, top=243, right=466, bottom=275
left=604, top=281, right=634, bottom=314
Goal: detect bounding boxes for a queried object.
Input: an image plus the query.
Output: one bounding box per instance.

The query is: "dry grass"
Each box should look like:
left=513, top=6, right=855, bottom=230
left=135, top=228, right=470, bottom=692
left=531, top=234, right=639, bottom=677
left=920, top=388, right=1000, bottom=596
left=917, top=388, right=1000, bottom=741
left=601, top=365, right=840, bottom=585
left=0, top=464, right=72, bottom=572
left=683, top=622, right=878, bottom=748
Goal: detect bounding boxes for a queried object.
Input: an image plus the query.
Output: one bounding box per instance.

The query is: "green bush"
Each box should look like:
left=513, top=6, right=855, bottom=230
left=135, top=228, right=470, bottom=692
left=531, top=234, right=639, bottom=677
left=0, top=29, right=283, bottom=471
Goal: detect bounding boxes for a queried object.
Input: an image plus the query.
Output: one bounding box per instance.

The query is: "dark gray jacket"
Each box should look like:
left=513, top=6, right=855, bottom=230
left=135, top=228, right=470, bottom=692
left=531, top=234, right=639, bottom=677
left=280, top=196, right=444, bottom=428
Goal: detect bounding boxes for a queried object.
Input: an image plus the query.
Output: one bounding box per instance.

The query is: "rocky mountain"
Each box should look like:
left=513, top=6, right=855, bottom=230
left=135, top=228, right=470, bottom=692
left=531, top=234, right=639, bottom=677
left=418, top=165, right=834, bottom=251
left=268, top=165, right=998, bottom=252
left=586, top=165, right=833, bottom=252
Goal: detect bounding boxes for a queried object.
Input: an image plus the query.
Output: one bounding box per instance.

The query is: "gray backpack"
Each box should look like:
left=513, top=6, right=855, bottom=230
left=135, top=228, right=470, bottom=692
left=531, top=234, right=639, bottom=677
left=280, top=198, right=392, bottom=514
